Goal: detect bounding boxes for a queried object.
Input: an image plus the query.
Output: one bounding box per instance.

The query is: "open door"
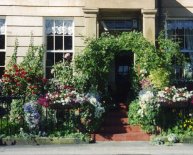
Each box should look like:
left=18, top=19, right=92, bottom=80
left=115, top=51, right=134, bottom=102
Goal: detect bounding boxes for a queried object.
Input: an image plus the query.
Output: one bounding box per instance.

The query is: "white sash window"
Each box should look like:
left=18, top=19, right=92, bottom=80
left=45, top=19, right=73, bottom=78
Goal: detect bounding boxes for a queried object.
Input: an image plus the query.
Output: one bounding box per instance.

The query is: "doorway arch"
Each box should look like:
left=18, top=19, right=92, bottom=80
left=74, top=31, right=158, bottom=98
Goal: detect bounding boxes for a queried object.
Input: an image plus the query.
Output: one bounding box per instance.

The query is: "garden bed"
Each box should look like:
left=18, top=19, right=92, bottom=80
left=0, top=136, right=90, bottom=146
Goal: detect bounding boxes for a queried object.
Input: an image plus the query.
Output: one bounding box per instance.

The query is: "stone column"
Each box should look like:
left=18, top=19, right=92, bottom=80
left=83, top=8, right=99, bottom=38
left=142, top=9, right=157, bottom=44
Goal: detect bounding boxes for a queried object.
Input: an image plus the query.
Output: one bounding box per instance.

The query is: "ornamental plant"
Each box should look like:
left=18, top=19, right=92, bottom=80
left=1, top=39, right=47, bottom=98
left=2, top=64, right=48, bottom=97
left=149, top=68, right=170, bottom=89
left=74, top=31, right=184, bottom=98
left=23, top=101, right=40, bottom=132
left=36, top=80, right=105, bottom=133
left=157, top=86, right=193, bottom=103
left=129, top=85, right=193, bottom=133
left=51, top=61, right=74, bottom=87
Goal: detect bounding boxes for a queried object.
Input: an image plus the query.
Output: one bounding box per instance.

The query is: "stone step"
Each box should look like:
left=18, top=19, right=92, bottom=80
left=93, top=132, right=150, bottom=141
left=103, top=117, right=128, bottom=126
left=106, top=110, right=128, bottom=117
left=98, top=125, right=142, bottom=134
left=119, top=103, right=128, bottom=110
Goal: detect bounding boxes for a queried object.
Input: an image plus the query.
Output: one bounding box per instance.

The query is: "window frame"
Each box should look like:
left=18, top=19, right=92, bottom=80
left=0, top=17, right=6, bottom=78
left=44, top=17, right=74, bottom=53
left=165, top=18, right=193, bottom=80
left=44, top=17, right=74, bottom=78
left=165, top=18, right=193, bottom=53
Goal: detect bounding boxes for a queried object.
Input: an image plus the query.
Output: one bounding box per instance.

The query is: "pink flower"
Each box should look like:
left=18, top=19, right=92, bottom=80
left=37, top=97, right=49, bottom=108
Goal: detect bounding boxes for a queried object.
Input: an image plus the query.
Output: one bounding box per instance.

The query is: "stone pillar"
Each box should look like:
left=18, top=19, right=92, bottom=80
left=83, top=8, right=99, bottom=38
left=142, top=9, right=157, bottom=44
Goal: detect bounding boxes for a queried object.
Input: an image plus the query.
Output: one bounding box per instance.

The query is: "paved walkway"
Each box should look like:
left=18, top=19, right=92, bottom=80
left=0, top=141, right=193, bottom=155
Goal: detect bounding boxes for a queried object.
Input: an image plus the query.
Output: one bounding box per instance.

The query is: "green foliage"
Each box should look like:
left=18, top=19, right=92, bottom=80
left=9, top=99, right=24, bottom=125
left=74, top=31, right=183, bottom=95
left=78, top=101, right=103, bottom=133
left=20, top=40, right=44, bottom=77
left=149, top=68, right=170, bottom=89
left=128, top=100, right=141, bottom=125
left=139, top=101, right=160, bottom=133
left=75, top=33, right=117, bottom=93
left=2, top=38, right=46, bottom=99
left=157, top=32, right=184, bottom=69
left=0, top=117, right=23, bottom=136
left=51, top=61, right=73, bottom=86
left=6, top=38, right=18, bottom=69
left=128, top=97, right=160, bottom=133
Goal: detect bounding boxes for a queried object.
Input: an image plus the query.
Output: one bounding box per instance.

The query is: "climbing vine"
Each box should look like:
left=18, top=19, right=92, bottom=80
left=74, top=31, right=183, bottom=95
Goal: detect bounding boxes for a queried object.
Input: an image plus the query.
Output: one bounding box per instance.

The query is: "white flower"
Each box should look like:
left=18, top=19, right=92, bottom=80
left=89, top=96, right=97, bottom=105
left=139, top=90, right=154, bottom=103
left=64, top=97, right=70, bottom=103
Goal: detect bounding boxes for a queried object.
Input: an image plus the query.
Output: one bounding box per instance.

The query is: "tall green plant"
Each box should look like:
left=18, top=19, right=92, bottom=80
left=21, top=38, right=44, bottom=76
left=6, top=38, right=19, bottom=69
left=51, top=61, right=73, bottom=86
left=2, top=37, right=46, bottom=98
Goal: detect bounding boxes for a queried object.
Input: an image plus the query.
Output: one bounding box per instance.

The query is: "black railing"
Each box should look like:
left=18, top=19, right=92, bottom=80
left=0, top=96, right=81, bottom=137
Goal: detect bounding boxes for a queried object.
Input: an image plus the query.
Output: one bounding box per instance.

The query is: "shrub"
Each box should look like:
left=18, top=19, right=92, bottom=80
left=128, top=100, right=141, bottom=125
left=149, top=68, right=170, bottom=89
left=1, top=40, right=47, bottom=99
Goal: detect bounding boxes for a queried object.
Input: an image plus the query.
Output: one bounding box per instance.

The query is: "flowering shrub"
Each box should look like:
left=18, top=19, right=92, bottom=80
left=157, top=86, right=193, bottom=103
left=85, top=93, right=105, bottom=119
left=138, top=89, right=154, bottom=104
left=36, top=83, right=105, bottom=133
left=129, top=85, right=193, bottom=133
left=140, top=77, right=152, bottom=89
left=1, top=64, right=48, bottom=97
left=47, top=89, right=82, bottom=107
left=136, top=89, right=160, bottom=133
left=23, top=101, right=40, bottom=131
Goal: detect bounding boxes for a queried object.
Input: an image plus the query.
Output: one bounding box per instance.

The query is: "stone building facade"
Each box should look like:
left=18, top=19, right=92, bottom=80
left=0, top=0, right=193, bottom=80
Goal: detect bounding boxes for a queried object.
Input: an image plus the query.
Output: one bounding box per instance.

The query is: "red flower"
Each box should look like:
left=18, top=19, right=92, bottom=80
left=42, top=78, right=48, bottom=84
left=37, top=97, right=49, bottom=108
left=3, top=74, right=9, bottom=78
left=13, top=64, right=18, bottom=69
left=16, top=83, right=21, bottom=87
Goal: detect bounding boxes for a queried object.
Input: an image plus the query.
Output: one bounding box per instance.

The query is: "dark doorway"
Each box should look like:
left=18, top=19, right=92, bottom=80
left=115, top=51, right=134, bottom=102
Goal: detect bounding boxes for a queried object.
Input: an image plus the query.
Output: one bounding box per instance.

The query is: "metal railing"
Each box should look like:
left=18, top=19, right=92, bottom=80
left=0, top=96, right=80, bottom=137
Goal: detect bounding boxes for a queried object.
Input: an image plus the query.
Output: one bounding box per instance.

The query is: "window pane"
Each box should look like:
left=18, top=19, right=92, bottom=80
left=185, top=29, right=193, bottom=50
left=46, top=52, right=54, bottom=66
left=46, top=67, right=54, bottom=79
left=176, top=36, right=184, bottom=49
left=55, top=20, right=63, bottom=35
left=64, top=36, right=72, bottom=50
left=0, top=35, right=5, bottom=49
left=176, top=28, right=184, bottom=36
left=55, top=36, right=63, bottom=50
left=55, top=53, right=63, bottom=63
left=0, top=52, right=5, bottom=66
left=167, top=30, right=175, bottom=36
left=46, top=20, right=54, bottom=35
left=0, top=67, right=5, bottom=78
left=47, top=36, right=54, bottom=50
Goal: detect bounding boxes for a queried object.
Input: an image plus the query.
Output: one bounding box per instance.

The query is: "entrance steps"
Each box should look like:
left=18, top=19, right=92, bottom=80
left=93, top=103, right=150, bottom=141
